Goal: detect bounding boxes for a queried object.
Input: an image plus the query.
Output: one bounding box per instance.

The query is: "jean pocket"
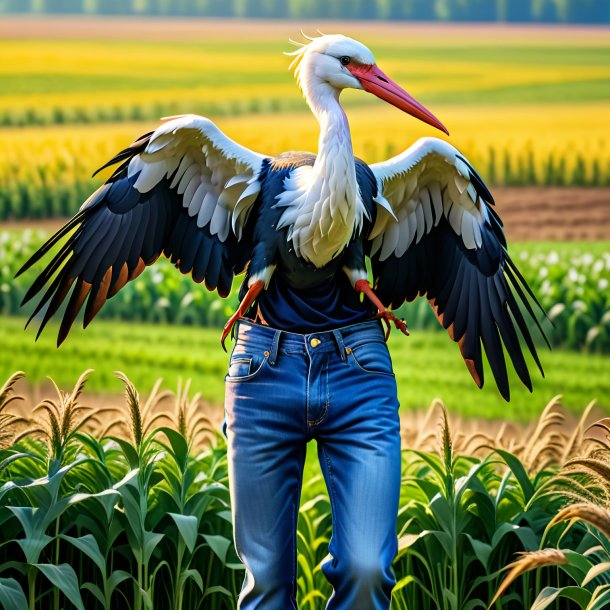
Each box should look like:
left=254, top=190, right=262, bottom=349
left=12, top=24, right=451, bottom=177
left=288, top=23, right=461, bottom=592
left=228, top=357, right=252, bottom=378
left=225, top=351, right=268, bottom=382
left=349, top=341, right=395, bottom=376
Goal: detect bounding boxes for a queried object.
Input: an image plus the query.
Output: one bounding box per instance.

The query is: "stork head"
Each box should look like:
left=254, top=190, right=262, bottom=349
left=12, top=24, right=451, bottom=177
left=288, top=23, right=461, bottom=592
left=288, top=33, right=448, bottom=135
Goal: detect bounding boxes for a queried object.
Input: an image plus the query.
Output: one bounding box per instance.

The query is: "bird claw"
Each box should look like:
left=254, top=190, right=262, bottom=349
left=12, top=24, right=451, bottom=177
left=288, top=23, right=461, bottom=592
left=376, top=310, right=409, bottom=341
left=221, top=315, right=239, bottom=352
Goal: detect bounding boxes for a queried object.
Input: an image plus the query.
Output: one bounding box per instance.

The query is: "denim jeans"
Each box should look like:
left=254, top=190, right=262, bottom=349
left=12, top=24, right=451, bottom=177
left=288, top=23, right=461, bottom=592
left=222, top=317, right=402, bottom=609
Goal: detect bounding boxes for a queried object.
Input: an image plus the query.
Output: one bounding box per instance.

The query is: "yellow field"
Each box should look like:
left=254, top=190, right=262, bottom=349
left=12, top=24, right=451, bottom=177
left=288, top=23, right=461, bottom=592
left=0, top=18, right=609, bottom=220
left=1, top=37, right=607, bottom=122
left=2, top=101, right=608, bottom=204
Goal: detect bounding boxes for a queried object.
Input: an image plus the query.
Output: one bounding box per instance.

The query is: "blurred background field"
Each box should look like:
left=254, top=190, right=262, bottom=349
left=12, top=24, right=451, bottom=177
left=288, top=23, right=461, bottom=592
left=1, top=10, right=610, bottom=610
left=0, top=16, right=608, bottom=426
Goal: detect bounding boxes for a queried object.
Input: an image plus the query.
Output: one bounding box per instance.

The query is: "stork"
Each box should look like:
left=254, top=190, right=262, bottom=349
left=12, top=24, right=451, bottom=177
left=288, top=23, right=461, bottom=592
left=17, top=34, right=548, bottom=401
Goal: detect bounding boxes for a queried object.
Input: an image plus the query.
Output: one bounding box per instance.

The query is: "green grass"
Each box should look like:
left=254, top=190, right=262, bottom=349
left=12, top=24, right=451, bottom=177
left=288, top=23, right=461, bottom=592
left=2, top=315, right=608, bottom=422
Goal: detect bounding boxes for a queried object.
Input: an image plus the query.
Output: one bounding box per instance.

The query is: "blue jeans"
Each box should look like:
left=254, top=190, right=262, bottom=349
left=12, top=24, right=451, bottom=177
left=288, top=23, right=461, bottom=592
left=222, top=317, right=402, bottom=609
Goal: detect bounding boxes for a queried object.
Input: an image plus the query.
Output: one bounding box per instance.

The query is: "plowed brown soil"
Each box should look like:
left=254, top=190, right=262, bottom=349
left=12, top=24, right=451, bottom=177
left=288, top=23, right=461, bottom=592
left=494, top=187, right=610, bottom=242
left=4, top=187, right=609, bottom=242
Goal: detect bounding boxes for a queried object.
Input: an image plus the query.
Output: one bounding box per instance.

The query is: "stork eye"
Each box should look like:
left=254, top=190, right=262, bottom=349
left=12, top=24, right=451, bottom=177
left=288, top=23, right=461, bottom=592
left=340, top=56, right=351, bottom=66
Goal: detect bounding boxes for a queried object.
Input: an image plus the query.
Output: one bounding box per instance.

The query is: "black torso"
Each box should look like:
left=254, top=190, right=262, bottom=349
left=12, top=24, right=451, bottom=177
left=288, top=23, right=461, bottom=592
left=241, top=152, right=379, bottom=331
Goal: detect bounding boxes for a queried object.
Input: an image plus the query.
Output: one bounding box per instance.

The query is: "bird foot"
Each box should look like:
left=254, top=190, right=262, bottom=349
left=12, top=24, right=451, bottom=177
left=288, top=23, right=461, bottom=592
left=354, top=279, right=409, bottom=342
left=221, top=312, right=241, bottom=352
left=220, top=279, right=265, bottom=352
left=376, top=310, right=409, bottom=341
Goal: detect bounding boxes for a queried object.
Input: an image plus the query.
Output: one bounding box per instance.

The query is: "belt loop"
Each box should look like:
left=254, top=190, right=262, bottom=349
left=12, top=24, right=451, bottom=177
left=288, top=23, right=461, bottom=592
left=268, top=329, right=282, bottom=366
left=332, top=329, right=347, bottom=362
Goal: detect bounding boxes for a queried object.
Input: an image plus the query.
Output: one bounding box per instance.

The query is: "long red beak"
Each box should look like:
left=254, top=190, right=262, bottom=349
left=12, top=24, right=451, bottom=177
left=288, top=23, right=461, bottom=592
left=347, top=64, right=449, bottom=135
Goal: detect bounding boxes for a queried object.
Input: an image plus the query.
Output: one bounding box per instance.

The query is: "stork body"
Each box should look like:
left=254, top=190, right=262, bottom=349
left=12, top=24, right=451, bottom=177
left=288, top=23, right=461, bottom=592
left=18, top=34, right=548, bottom=400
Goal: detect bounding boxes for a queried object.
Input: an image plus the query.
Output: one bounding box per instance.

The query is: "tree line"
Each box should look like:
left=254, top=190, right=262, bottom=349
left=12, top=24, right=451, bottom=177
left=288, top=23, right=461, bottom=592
left=1, top=0, right=609, bottom=23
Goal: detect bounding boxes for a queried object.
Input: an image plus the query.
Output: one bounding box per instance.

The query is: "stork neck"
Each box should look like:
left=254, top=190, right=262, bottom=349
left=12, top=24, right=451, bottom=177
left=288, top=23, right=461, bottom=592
left=273, top=79, right=367, bottom=268
left=309, top=87, right=355, bottom=174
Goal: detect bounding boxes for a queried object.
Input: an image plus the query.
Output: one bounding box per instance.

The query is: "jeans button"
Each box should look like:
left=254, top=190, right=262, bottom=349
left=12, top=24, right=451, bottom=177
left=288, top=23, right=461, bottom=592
left=310, top=338, right=321, bottom=348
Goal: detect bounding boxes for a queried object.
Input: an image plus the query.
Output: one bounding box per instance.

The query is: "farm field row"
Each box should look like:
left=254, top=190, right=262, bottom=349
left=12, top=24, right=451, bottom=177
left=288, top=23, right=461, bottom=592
left=1, top=315, right=608, bottom=423
left=1, top=21, right=608, bottom=127
left=1, top=100, right=608, bottom=225
left=1, top=369, right=606, bottom=610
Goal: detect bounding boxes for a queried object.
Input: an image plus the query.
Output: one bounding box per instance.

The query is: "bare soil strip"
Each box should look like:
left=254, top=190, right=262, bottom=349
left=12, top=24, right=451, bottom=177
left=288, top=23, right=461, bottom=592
left=4, top=187, right=609, bottom=242
left=494, top=187, right=610, bottom=242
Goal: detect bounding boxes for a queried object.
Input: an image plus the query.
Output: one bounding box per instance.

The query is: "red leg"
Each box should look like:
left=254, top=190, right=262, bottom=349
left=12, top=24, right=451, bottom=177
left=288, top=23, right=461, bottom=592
left=354, top=279, right=409, bottom=341
left=221, top=280, right=264, bottom=351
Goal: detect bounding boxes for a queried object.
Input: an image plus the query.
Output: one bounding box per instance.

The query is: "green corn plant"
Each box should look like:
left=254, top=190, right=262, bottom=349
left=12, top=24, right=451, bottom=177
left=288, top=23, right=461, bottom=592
left=0, top=371, right=122, bottom=610
left=490, top=503, right=610, bottom=609
left=57, top=434, right=134, bottom=610
left=296, top=477, right=333, bottom=609
left=150, top=424, right=240, bottom=610
left=105, top=372, right=172, bottom=610
left=392, top=406, right=543, bottom=610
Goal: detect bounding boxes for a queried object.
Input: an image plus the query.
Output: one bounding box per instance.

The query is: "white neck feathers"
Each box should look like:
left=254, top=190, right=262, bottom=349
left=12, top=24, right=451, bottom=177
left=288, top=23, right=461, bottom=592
left=275, top=79, right=368, bottom=268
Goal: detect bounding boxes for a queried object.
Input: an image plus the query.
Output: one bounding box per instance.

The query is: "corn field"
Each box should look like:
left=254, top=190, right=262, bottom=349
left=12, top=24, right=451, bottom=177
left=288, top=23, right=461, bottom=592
left=1, top=105, right=609, bottom=222
left=1, top=371, right=610, bottom=609
left=2, top=231, right=609, bottom=353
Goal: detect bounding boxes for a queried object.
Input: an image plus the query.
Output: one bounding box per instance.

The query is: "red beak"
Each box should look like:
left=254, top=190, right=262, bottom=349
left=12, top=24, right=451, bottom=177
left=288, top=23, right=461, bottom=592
left=347, top=64, right=449, bottom=135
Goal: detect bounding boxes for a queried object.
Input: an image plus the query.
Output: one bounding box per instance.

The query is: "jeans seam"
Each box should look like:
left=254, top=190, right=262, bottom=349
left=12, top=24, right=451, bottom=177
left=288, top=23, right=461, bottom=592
left=322, top=443, right=338, bottom=530
left=308, top=357, right=330, bottom=425
left=305, top=352, right=310, bottom=424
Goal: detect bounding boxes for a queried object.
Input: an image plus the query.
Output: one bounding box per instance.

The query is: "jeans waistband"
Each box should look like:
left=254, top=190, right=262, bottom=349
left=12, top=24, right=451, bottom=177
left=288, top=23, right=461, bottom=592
left=232, top=317, right=386, bottom=364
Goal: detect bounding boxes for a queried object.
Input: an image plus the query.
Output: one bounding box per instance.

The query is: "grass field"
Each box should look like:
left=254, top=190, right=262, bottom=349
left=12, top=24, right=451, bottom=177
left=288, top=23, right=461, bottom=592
left=1, top=315, right=608, bottom=423
left=0, top=20, right=608, bottom=422
left=0, top=19, right=609, bottom=220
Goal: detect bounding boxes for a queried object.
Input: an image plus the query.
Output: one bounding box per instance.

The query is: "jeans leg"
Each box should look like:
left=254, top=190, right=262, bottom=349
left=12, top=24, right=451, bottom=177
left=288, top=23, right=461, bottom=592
left=225, top=352, right=308, bottom=610
left=316, top=353, right=402, bottom=610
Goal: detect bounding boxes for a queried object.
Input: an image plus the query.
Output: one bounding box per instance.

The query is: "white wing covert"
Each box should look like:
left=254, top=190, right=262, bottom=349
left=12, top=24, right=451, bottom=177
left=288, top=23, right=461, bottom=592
left=368, top=137, right=548, bottom=401
left=17, top=114, right=269, bottom=345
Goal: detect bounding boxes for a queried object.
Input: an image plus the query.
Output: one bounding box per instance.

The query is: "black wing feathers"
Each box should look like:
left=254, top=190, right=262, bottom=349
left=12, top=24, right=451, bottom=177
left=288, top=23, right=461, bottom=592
left=18, top=130, right=256, bottom=345
left=371, top=170, right=548, bottom=401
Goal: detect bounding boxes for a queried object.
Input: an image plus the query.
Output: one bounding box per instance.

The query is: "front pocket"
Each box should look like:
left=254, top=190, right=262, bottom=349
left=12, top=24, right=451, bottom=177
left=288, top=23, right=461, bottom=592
left=228, top=357, right=252, bottom=379
left=349, top=341, right=395, bottom=376
left=225, top=351, right=268, bottom=382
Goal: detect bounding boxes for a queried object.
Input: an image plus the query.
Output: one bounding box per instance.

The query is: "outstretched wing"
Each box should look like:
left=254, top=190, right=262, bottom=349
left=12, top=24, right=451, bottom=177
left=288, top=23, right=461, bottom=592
left=368, top=137, right=549, bottom=401
left=17, top=114, right=268, bottom=346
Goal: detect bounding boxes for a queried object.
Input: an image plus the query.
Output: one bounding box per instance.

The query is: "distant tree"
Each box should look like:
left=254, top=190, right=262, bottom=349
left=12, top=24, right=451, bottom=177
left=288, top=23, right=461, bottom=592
left=377, top=0, right=436, bottom=20
left=266, top=0, right=288, bottom=18
left=97, top=0, right=131, bottom=14
left=411, top=0, right=437, bottom=20
left=434, top=0, right=451, bottom=20
left=204, top=0, right=235, bottom=17
left=559, top=0, right=610, bottom=23
left=1, top=0, right=609, bottom=22
left=454, top=0, right=497, bottom=21
left=49, top=0, right=84, bottom=12
left=500, top=0, right=532, bottom=21
left=532, top=0, right=558, bottom=22
left=350, top=0, right=378, bottom=19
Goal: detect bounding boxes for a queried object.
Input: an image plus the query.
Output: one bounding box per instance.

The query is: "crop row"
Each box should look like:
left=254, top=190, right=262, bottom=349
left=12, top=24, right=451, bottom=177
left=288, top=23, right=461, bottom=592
left=0, top=141, right=607, bottom=222
left=1, top=102, right=609, bottom=222
left=1, top=150, right=607, bottom=225
left=0, top=96, right=307, bottom=129
left=1, top=230, right=608, bottom=353
left=1, top=371, right=609, bottom=609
